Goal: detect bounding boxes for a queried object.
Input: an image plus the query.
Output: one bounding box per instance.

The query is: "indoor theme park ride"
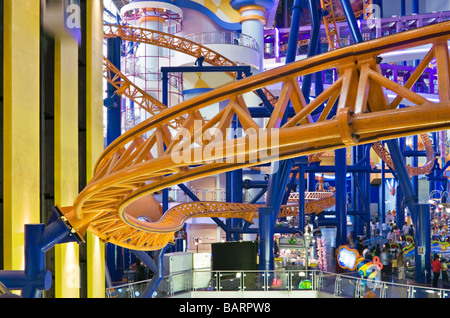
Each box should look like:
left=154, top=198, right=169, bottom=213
left=54, top=19, right=450, bottom=253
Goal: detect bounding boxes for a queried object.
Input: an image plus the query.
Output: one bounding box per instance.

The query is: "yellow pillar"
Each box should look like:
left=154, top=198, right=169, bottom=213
left=54, top=36, right=80, bottom=298
left=3, top=0, right=40, bottom=271
left=86, top=0, right=106, bottom=298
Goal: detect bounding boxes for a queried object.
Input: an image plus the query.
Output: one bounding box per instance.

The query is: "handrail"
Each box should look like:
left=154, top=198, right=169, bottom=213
left=183, top=31, right=259, bottom=52
left=105, top=269, right=450, bottom=298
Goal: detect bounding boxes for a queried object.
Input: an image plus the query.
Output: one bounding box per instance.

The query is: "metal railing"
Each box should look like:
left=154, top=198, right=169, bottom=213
left=184, top=31, right=259, bottom=52
left=106, top=269, right=450, bottom=298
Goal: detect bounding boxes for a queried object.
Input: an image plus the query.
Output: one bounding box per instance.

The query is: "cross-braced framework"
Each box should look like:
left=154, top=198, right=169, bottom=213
left=60, top=21, right=450, bottom=251
left=103, top=24, right=278, bottom=106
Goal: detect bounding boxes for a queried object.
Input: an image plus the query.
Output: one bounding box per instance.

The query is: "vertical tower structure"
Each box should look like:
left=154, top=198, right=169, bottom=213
left=119, top=0, right=184, bottom=130
left=230, top=0, right=275, bottom=72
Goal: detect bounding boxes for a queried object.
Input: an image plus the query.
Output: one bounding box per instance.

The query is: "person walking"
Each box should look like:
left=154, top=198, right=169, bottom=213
left=380, top=248, right=393, bottom=279
left=431, top=254, right=443, bottom=288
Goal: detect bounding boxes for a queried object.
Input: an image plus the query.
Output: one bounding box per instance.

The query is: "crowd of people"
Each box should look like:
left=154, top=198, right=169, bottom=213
left=366, top=211, right=415, bottom=242
left=352, top=210, right=449, bottom=288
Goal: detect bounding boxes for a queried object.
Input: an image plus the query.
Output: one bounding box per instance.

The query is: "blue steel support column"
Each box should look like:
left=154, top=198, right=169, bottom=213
left=339, top=0, right=363, bottom=44
left=379, top=152, right=386, bottom=224
left=396, top=185, right=405, bottom=228
left=364, top=145, right=371, bottom=236
left=301, top=0, right=322, bottom=101
left=386, top=139, right=417, bottom=229
left=231, top=168, right=243, bottom=241
left=335, top=148, right=348, bottom=248
left=131, top=250, right=157, bottom=274
left=105, top=36, right=124, bottom=283
left=0, top=208, right=80, bottom=297
left=105, top=37, right=122, bottom=145
left=231, top=115, right=243, bottom=241
left=298, top=161, right=307, bottom=232
left=285, top=0, right=303, bottom=64
left=161, top=70, right=170, bottom=213
left=412, top=0, right=419, bottom=14
left=22, top=225, right=51, bottom=298
left=339, top=0, right=362, bottom=244
left=412, top=204, right=431, bottom=285
left=258, top=207, right=275, bottom=271
left=401, top=0, right=406, bottom=16
left=352, top=146, right=365, bottom=238
left=141, top=245, right=168, bottom=298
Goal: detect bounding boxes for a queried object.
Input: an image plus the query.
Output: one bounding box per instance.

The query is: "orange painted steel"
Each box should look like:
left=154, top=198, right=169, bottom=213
left=58, top=21, right=450, bottom=250
left=142, top=192, right=336, bottom=234
left=372, top=134, right=436, bottom=176
left=320, top=2, right=437, bottom=176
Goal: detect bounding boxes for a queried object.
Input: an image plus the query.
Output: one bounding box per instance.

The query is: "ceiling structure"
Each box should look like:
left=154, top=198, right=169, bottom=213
left=112, top=0, right=131, bottom=10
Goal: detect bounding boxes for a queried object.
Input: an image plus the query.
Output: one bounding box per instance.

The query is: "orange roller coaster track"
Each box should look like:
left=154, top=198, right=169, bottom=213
left=59, top=21, right=450, bottom=251
left=103, top=24, right=278, bottom=107
left=320, top=0, right=437, bottom=176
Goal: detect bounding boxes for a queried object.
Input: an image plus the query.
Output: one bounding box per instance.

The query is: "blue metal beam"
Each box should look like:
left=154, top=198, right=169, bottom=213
left=335, top=148, right=348, bottom=247
left=0, top=207, right=82, bottom=297
left=141, top=246, right=168, bottom=298
left=258, top=0, right=304, bottom=271
left=412, top=204, right=431, bottom=285
left=298, top=160, right=307, bottom=232
left=339, top=0, right=363, bottom=43
left=301, top=0, right=322, bottom=101
left=258, top=207, right=275, bottom=271
left=105, top=37, right=122, bottom=146
left=386, top=139, right=417, bottom=228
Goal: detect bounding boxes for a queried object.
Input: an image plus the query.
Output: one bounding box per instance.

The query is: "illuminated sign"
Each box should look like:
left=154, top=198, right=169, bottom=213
left=336, top=245, right=359, bottom=271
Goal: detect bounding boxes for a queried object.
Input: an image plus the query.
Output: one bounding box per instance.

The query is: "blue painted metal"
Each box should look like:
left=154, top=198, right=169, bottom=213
left=335, top=148, right=348, bottom=247
left=412, top=0, right=419, bottom=14
left=298, top=161, right=307, bottom=232
left=0, top=206, right=82, bottom=297
left=401, top=0, right=406, bottom=16
left=281, top=171, right=299, bottom=206
left=106, top=243, right=124, bottom=283
left=412, top=204, right=431, bottom=285
left=230, top=116, right=244, bottom=241
left=131, top=250, right=157, bottom=274
left=379, top=155, right=386, bottom=224
left=351, top=145, right=371, bottom=238
left=285, top=0, right=303, bottom=64
left=386, top=139, right=417, bottom=226
left=301, top=0, right=322, bottom=101
left=105, top=37, right=122, bottom=146
left=141, top=246, right=168, bottom=298
left=257, top=0, right=306, bottom=270
left=249, top=188, right=267, bottom=204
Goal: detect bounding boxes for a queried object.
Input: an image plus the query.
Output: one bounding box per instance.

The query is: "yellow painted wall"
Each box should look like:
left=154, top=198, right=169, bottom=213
left=54, top=36, right=80, bottom=298
left=86, top=0, right=106, bottom=298
left=3, top=0, right=40, bottom=271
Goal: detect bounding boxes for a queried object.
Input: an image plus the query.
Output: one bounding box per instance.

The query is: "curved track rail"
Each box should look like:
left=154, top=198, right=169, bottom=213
left=320, top=2, right=437, bottom=176
left=103, top=24, right=277, bottom=106
left=60, top=21, right=450, bottom=251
